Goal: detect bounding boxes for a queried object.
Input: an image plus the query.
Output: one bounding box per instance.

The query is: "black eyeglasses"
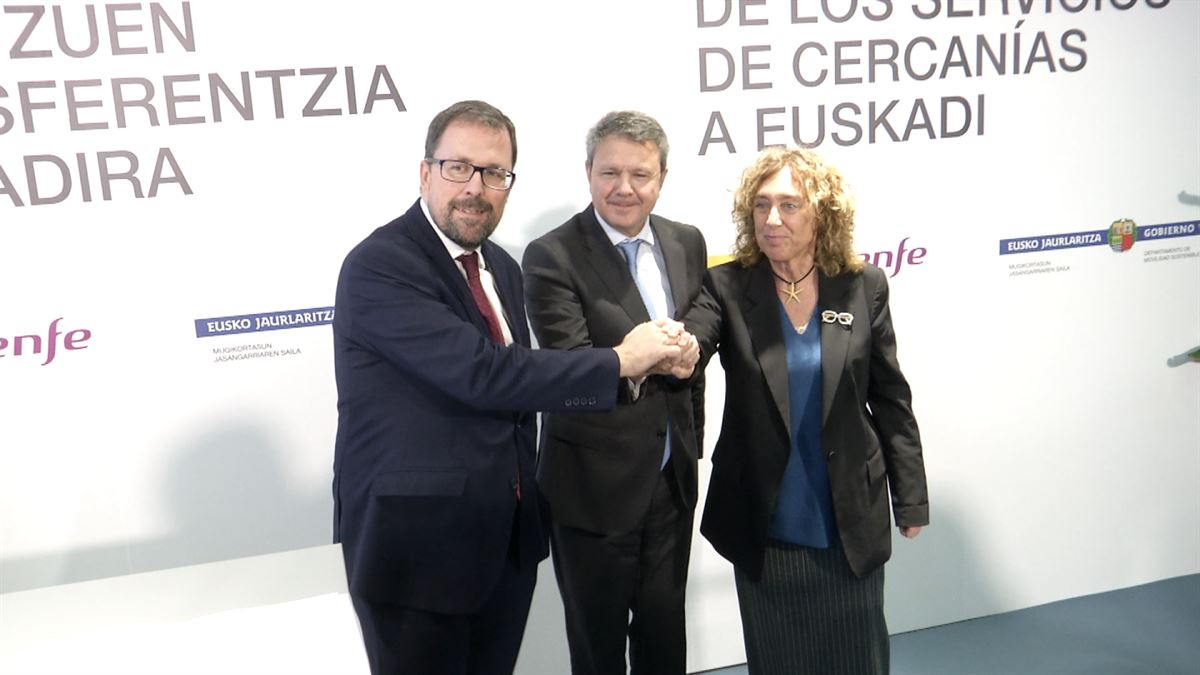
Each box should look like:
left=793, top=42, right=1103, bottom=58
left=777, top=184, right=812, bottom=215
left=426, top=159, right=516, bottom=190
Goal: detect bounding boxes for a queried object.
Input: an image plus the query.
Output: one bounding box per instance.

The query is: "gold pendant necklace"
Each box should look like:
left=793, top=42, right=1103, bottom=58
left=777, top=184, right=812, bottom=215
left=772, top=263, right=816, bottom=304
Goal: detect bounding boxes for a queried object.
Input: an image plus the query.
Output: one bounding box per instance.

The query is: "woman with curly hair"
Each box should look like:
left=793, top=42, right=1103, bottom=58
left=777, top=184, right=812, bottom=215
left=688, top=146, right=929, bottom=674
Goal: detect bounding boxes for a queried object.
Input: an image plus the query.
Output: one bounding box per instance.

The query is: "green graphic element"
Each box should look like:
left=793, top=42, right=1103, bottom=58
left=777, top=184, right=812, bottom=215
left=1167, top=346, right=1200, bottom=368
left=1108, top=218, right=1137, bottom=253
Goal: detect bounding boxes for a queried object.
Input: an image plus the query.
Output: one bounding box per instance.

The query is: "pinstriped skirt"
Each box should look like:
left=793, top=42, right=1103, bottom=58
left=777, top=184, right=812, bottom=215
left=733, top=541, right=887, bottom=675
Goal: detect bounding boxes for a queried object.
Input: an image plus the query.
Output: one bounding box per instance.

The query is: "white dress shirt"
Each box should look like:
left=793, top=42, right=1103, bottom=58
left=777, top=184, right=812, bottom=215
left=594, top=212, right=674, bottom=321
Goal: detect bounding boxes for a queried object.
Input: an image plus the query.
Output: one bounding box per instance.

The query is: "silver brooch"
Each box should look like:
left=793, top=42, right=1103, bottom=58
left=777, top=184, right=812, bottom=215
left=821, top=310, right=853, bottom=327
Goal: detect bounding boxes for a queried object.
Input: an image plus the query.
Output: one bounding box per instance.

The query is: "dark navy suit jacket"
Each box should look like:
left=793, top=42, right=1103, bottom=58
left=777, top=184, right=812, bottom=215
left=332, top=200, right=620, bottom=613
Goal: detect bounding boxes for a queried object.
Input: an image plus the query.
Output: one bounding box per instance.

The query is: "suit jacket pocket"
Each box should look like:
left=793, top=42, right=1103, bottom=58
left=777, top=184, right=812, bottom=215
left=544, top=413, right=618, bottom=450
left=372, top=469, right=467, bottom=497
left=865, top=450, right=886, bottom=490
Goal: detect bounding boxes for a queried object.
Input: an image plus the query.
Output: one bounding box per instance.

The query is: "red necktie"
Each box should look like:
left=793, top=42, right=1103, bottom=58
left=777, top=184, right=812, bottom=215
left=457, top=252, right=505, bottom=344
left=457, top=251, right=520, bottom=500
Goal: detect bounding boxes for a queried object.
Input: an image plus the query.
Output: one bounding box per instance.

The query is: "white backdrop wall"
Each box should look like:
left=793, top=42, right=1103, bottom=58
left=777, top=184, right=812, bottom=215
left=3, top=1, right=1198, bottom=672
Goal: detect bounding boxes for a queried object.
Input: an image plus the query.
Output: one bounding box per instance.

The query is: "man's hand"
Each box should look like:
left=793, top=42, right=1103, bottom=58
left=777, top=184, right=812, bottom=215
left=649, top=329, right=700, bottom=378
left=614, top=320, right=684, bottom=378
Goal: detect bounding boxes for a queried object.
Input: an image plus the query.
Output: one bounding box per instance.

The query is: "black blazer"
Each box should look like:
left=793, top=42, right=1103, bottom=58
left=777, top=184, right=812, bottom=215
left=522, top=206, right=709, bottom=535
left=332, top=200, right=620, bottom=613
left=689, top=260, right=928, bottom=579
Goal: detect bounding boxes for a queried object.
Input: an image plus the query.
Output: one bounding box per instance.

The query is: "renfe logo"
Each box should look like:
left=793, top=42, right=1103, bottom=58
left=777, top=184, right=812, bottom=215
left=860, top=237, right=926, bottom=277
left=0, top=318, right=91, bottom=365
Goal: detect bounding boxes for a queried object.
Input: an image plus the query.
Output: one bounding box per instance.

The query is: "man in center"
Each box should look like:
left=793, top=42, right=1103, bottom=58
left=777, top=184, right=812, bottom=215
left=522, top=111, right=709, bottom=675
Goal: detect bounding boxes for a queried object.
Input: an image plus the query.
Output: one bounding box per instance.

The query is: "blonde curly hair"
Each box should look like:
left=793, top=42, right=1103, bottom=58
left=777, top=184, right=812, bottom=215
left=731, top=146, right=863, bottom=276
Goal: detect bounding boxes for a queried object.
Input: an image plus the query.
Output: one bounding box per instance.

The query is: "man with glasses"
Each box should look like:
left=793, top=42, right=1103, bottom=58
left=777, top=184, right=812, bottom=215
left=332, top=100, right=697, bottom=675
left=522, top=111, right=709, bottom=675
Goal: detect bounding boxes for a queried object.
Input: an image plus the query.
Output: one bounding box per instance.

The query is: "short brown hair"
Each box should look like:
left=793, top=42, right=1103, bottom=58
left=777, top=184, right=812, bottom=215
left=585, top=111, right=668, bottom=172
left=424, top=100, right=517, bottom=166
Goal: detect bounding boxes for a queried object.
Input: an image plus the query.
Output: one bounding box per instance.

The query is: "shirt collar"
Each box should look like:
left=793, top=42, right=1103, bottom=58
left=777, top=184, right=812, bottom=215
left=595, top=209, right=655, bottom=250
left=420, top=198, right=488, bottom=271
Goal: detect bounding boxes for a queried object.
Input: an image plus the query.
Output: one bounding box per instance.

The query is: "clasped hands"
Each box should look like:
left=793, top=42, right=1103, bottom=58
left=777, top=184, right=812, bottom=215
left=614, top=319, right=700, bottom=379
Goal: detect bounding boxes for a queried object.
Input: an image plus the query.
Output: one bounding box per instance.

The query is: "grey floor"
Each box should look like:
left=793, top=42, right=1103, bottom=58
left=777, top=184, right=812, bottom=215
left=698, top=574, right=1200, bottom=675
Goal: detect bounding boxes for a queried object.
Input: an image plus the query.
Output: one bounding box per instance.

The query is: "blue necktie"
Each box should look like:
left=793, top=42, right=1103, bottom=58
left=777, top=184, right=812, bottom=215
left=617, top=239, right=657, bottom=319
left=616, top=238, right=671, bottom=470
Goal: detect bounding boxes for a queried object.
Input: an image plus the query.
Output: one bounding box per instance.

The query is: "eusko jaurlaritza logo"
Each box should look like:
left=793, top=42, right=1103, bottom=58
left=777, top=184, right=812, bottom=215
left=195, top=306, right=333, bottom=363
left=195, top=306, right=334, bottom=338
left=999, top=218, right=1198, bottom=256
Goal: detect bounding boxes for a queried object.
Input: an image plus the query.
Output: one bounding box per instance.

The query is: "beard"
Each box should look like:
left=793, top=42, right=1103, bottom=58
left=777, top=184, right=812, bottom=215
left=435, top=196, right=498, bottom=249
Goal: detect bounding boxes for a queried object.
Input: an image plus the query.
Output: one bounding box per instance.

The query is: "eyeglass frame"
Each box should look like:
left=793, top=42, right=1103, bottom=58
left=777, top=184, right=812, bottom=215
left=425, top=158, right=516, bottom=191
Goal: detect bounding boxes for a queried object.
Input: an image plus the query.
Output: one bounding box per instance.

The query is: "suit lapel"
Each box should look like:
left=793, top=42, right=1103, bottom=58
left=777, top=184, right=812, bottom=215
left=401, top=201, right=491, bottom=338
left=650, top=216, right=687, bottom=319
left=578, top=206, right=651, bottom=323
left=742, top=262, right=792, bottom=441
left=818, top=272, right=853, bottom=425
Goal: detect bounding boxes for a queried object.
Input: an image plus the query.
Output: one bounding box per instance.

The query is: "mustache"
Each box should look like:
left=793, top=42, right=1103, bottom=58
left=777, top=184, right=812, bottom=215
left=451, top=197, right=493, bottom=213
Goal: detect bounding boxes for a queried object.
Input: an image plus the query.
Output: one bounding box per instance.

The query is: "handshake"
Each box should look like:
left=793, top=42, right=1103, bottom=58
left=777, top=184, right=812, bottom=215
left=613, top=319, right=701, bottom=380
